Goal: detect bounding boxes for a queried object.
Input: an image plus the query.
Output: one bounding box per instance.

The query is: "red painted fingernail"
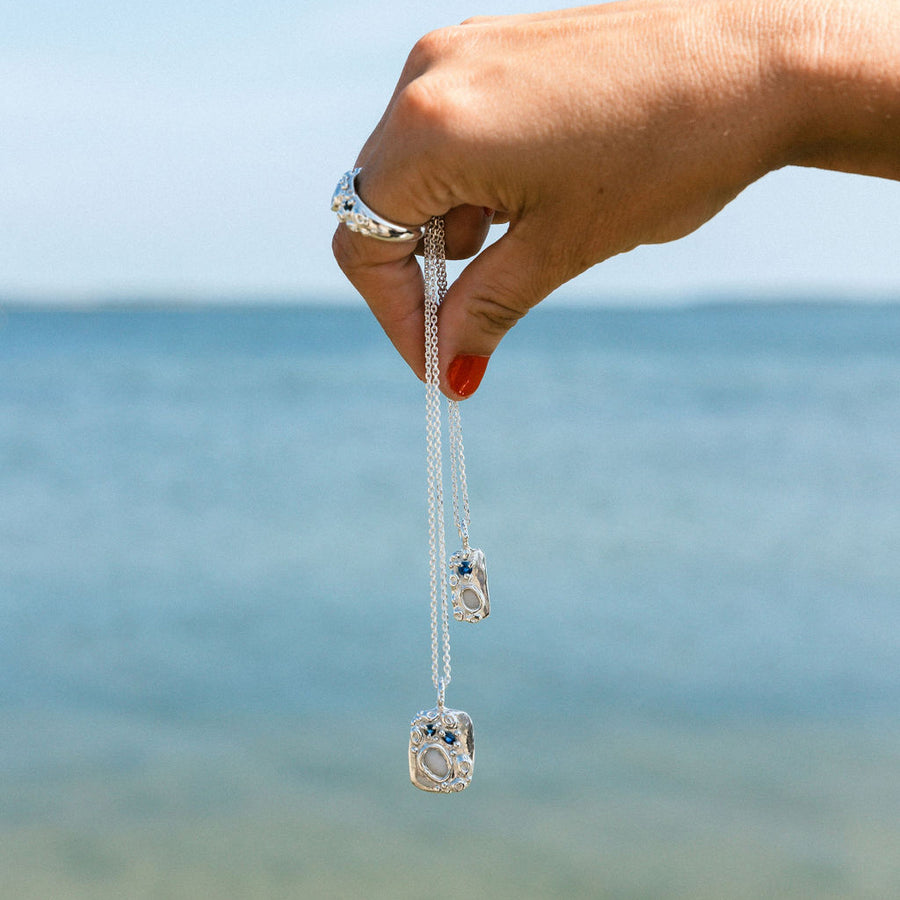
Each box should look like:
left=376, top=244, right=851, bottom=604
left=447, top=355, right=489, bottom=398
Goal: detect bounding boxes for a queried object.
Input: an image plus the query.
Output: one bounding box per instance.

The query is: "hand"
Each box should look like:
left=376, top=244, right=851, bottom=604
left=333, top=0, right=900, bottom=397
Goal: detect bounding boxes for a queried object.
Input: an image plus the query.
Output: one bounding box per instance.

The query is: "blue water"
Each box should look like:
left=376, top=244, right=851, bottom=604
left=2, top=303, right=899, bottom=898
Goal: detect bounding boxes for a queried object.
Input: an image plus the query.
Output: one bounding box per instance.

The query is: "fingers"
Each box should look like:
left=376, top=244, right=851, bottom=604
left=331, top=164, right=436, bottom=380
left=332, top=225, right=428, bottom=379
left=331, top=30, right=505, bottom=387
left=333, top=160, right=573, bottom=400
left=333, top=205, right=553, bottom=400
left=439, top=205, right=493, bottom=259
left=332, top=174, right=493, bottom=381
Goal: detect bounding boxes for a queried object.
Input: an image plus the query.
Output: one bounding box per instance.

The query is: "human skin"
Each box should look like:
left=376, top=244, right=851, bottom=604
left=332, top=0, right=900, bottom=397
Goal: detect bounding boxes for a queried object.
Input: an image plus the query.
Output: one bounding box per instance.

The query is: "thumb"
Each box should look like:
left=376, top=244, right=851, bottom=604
left=437, top=226, right=565, bottom=398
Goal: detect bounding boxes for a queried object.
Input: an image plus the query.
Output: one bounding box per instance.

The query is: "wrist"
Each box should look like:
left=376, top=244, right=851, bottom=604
left=762, top=0, right=900, bottom=179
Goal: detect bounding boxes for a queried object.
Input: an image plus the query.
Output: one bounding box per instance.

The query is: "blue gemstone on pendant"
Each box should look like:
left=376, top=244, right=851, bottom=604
left=425, top=725, right=437, bottom=737
left=457, top=560, right=473, bottom=576
left=443, top=732, right=456, bottom=745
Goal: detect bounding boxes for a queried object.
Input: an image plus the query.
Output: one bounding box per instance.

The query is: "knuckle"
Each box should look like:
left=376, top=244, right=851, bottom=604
left=397, top=25, right=475, bottom=133
left=405, top=26, right=457, bottom=74
left=469, top=292, right=527, bottom=337
left=392, top=75, right=458, bottom=139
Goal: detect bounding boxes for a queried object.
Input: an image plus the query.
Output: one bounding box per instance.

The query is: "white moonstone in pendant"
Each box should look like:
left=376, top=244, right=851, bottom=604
left=461, top=588, right=481, bottom=612
left=422, top=747, right=450, bottom=780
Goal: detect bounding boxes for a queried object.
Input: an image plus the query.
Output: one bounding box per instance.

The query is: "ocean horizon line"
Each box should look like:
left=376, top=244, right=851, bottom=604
left=2, top=288, right=900, bottom=313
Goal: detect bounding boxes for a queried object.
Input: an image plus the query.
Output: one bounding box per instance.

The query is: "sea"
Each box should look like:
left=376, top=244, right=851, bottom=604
left=1, top=301, right=899, bottom=899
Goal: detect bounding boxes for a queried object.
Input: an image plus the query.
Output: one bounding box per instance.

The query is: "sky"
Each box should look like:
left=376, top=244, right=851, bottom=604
left=1, top=0, right=898, bottom=305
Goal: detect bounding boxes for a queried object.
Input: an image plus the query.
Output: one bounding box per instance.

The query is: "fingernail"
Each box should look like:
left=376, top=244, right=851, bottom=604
left=447, top=355, right=489, bottom=398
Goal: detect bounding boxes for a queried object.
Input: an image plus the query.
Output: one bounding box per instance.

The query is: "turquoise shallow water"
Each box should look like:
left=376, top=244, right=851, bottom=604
left=1, top=303, right=900, bottom=897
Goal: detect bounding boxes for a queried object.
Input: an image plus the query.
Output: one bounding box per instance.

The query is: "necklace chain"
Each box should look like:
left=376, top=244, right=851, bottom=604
left=423, top=216, right=476, bottom=708
left=448, top=399, right=471, bottom=552
left=411, top=217, right=481, bottom=792
left=423, top=217, right=451, bottom=708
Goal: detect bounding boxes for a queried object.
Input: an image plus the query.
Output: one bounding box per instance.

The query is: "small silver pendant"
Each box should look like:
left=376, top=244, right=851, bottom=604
left=409, top=706, right=474, bottom=792
left=448, top=547, right=490, bottom=622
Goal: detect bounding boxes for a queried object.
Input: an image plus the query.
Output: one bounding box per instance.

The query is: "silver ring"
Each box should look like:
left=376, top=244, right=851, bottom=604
left=331, top=168, right=425, bottom=243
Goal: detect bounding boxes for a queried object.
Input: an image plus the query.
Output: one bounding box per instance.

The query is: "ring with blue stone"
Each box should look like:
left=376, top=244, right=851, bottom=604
left=331, top=168, right=425, bottom=243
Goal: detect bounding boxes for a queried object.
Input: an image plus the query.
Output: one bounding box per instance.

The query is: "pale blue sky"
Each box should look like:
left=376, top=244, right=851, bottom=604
left=2, top=0, right=898, bottom=304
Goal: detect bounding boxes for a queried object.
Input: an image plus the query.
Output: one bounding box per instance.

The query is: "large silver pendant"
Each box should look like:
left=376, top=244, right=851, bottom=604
left=409, top=706, right=474, bottom=792
left=448, top=548, right=490, bottom=623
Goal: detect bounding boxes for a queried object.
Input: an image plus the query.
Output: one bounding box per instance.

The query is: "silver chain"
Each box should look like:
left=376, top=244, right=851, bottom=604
left=424, top=216, right=476, bottom=709
left=424, top=217, right=451, bottom=709
left=448, top=399, right=471, bottom=553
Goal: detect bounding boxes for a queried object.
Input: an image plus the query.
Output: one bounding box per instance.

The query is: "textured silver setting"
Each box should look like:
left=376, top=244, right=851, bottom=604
left=448, top=547, right=490, bottom=623
left=409, top=706, right=474, bottom=793
left=331, top=168, right=425, bottom=242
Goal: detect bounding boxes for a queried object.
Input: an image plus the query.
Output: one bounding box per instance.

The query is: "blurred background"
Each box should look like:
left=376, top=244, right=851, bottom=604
left=2, top=2, right=900, bottom=898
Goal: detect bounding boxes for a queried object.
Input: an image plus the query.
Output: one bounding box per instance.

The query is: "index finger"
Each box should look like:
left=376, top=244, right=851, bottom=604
left=332, top=219, right=428, bottom=380
left=331, top=163, right=432, bottom=378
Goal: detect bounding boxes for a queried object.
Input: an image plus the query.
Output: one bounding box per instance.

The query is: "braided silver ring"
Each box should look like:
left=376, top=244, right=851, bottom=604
left=331, top=168, right=425, bottom=243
